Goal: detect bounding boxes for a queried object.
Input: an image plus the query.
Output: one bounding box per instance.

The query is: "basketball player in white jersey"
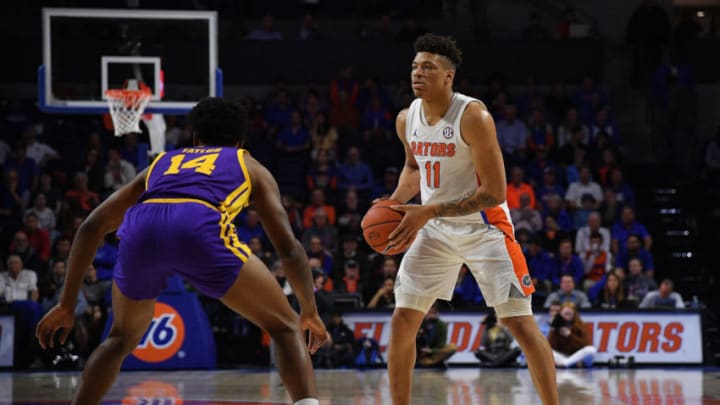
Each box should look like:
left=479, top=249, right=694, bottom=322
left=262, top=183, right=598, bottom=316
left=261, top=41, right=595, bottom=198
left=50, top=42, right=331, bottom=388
left=384, top=34, right=559, bottom=404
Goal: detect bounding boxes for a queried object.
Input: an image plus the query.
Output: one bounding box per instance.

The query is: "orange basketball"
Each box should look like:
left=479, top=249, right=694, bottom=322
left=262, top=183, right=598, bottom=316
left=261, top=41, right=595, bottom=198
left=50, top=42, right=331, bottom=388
left=361, top=199, right=406, bottom=255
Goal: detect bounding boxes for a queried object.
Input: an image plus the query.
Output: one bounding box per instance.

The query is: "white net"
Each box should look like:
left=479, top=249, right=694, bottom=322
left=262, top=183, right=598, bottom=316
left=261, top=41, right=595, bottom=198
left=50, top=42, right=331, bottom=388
left=105, top=84, right=152, bottom=136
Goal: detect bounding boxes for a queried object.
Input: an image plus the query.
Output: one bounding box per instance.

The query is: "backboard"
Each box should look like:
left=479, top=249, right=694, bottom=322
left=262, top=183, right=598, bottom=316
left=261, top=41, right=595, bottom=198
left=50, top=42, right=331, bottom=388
left=39, top=8, right=221, bottom=115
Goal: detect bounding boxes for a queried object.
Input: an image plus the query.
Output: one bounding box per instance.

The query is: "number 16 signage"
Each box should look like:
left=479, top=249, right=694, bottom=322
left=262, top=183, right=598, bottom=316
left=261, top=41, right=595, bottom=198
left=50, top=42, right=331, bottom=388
left=104, top=289, right=216, bottom=370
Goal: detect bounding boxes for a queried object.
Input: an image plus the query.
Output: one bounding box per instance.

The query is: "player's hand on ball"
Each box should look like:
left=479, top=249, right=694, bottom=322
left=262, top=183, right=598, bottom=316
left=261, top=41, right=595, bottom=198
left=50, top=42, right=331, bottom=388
left=35, top=304, right=75, bottom=349
left=301, top=311, right=328, bottom=355
left=387, top=204, right=435, bottom=253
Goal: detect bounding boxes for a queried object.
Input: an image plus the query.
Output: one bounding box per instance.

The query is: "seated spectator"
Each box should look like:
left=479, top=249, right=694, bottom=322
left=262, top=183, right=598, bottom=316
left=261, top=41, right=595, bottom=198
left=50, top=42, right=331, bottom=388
left=248, top=236, right=274, bottom=267
left=544, top=275, right=591, bottom=308
left=36, top=173, right=63, bottom=213
left=474, top=310, right=521, bottom=368
left=65, top=172, right=100, bottom=216
left=574, top=77, right=607, bottom=123
left=594, top=148, right=620, bottom=188
left=580, top=232, right=613, bottom=290
left=0, top=255, right=39, bottom=302
left=615, top=234, right=655, bottom=277
left=526, top=109, right=555, bottom=153
left=310, top=114, right=339, bottom=161
left=104, top=148, right=136, bottom=192
left=540, top=301, right=563, bottom=337
left=338, top=146, right=373, bottom=194
left=360, top=96, right=393, bottom=133
left=246, top=14, right=283, bottom=40
left=307, top=236, right=334, bottom=277
left=0, top=169, right=29, bottom=228
left=507, top=166, right=536, bottom=209
left=276, top=111, right=311, bottom=154
left=330, top=66, right=359, bottom=106
left=367, top=276, right=395, bottom=309
left=282, top=195, right=304, bottom=236
left=302, top=209, right=339, bottom=253
left=307, top=148, right=338, bottom=187
left=8, top=230, right=42, bottom=273
left=556, top=107, right=589, bottom=147
left=333, top=234, right=370, bottom=281
left=609, top=169, right=636, bottom=208
left=270, top=261, right=293, bottom=297
left=573, top=194, right=599, bottom=230
left=552, top=239, right=584, bottom=286
left=563, top=145, right=589, bottom=186
left=525, top=237, right=556, bottom=297
left=329, top=90, right=360, bottom=132
left=536, top=168, right=565, bottom=210
left=16, top=212, right=51, bottom=265
left=236, top=208, right=265, bottom=243
left=558, top=127, right=590, bottom=168
left=75, top=264, right=111, bottom=358
left=311, top=269, right=334, bottom=320
left=624, top=258, right=657, bottom=306
left=590, top=107, right=620, bottom=145
left=548, top=302, right=596, bottom=368
left=370, top=167, right=399, bottom=201
left=314, top=312, right=354, bottom=369
left=24, top=193, right=55, bottom=232
left=4, top=141, right=38, bottom=195
left=303, top=189, right=337, bottom=229
left=495, top=104, right=528, bottom=163
left=612, top=206, right=652, bottom=255
left=265, top=90, right=295, bottom=130
left=565, top=167, right=603, bottom=210
left=594, top=270, right=627, bottom=309
left=416, top=303, right=457, bottom=367
left=543, top=194, right=573, bottom=233
left=336, top=189, right=364, bottom=237
left=510, top=193, right=542, bottom=233
left=600, top=189, right=621, bottom=227
left=334, top=260, right=365, bottom=297
left=49, top=237, right=71, bottom=272
left=84, top=148, right=105, bottom=195
left=526, top=145, right=561, bottom=188
left=22, top=126, right=58, bottom=168
left=639, top=279, right=685, bottom=309
left=575, top=212, right=611, bottom=254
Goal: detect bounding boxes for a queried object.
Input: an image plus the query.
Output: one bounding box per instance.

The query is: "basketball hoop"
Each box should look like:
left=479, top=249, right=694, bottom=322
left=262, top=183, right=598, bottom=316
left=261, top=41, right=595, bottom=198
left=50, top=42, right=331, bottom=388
left=105, top=79, right=152, bottom=136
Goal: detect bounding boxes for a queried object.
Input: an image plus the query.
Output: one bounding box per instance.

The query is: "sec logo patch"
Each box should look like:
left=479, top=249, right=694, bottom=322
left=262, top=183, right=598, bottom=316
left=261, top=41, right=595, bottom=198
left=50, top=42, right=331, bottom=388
left=133, top=302, right=186, bottom=363
left=442, top=127, right=454, bottom=139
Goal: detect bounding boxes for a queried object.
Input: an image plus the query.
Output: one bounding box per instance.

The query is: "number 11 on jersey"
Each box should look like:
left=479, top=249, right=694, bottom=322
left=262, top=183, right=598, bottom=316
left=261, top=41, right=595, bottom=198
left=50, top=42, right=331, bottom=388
left=425, top=161, right=441, bottom=188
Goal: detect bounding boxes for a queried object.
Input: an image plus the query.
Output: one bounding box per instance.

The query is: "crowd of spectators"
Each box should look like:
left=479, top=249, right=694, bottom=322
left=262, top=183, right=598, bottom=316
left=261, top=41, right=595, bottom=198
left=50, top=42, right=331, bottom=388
left=0, top=61, right=690, bottom=368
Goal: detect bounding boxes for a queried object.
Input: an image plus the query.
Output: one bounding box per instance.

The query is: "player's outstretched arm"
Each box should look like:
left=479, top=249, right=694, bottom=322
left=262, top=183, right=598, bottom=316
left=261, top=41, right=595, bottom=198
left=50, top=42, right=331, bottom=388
left=431, top=102, right=506, bottom=217
left=389, top=109, right=421, bottom=204
left=36, top=168, right=148, bottom=349
left=245, top=155, right=317, bottom=314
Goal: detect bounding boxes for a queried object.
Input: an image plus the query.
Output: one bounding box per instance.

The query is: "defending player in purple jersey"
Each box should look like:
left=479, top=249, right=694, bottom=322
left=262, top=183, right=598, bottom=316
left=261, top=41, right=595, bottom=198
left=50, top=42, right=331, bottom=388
left=36, top=98, right=327, bottom=405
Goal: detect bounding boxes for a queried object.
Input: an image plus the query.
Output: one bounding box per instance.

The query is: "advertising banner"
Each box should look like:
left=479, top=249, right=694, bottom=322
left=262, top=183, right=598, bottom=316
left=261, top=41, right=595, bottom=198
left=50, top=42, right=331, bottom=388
left=344, top=311, right=703, bottom=364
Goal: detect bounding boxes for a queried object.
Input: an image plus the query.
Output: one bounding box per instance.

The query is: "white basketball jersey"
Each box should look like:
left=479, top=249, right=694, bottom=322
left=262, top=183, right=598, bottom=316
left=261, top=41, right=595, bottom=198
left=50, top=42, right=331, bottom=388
left=405, top=92, right=514, bottom=231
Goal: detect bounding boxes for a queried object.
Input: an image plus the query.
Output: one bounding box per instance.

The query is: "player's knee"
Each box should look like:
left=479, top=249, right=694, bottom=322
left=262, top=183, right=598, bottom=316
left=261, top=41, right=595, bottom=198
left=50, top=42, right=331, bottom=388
left=106, top=331, right=145, bottom=354
left=264, top=315, right=300, bottom=339
left=391, top=308, right=424, bottom=336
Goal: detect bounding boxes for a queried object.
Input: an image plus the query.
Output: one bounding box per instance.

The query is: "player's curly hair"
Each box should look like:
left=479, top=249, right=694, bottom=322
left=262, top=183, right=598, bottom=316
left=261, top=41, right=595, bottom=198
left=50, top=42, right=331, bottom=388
left=188, top=97, right=248, bottom=147
left=414, top=33, right=462, bottom=68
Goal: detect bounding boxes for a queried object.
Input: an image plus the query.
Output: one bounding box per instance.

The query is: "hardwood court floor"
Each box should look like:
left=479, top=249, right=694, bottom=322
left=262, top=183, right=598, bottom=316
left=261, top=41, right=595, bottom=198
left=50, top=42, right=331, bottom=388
left=1, top=367, right=719, bottom=404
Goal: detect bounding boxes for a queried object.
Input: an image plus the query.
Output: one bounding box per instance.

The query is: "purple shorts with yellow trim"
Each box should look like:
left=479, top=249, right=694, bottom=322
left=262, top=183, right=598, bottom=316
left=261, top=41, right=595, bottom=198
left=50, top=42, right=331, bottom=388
left=114, top=200, right=249, bottom=300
